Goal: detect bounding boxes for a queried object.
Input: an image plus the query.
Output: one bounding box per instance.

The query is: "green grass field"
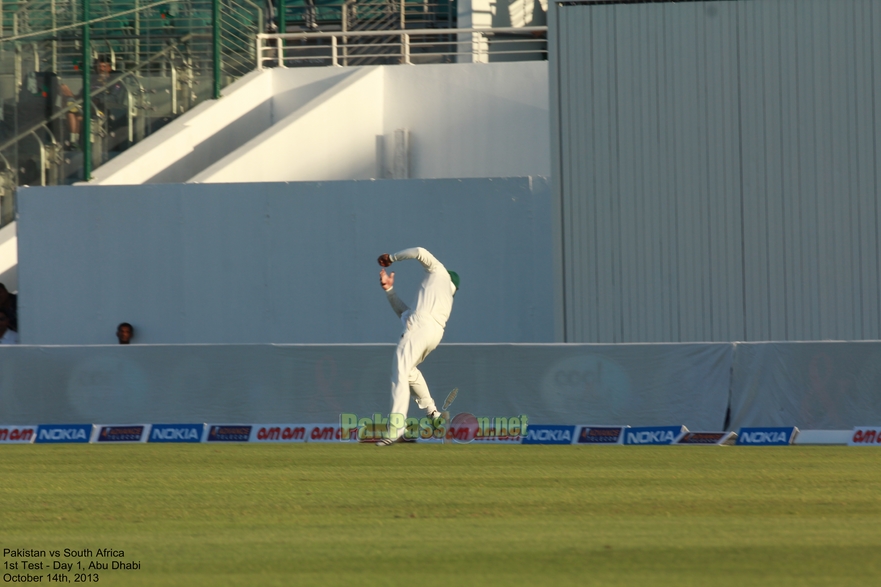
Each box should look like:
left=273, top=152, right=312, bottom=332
left=2, top=445, right=880, bottom=586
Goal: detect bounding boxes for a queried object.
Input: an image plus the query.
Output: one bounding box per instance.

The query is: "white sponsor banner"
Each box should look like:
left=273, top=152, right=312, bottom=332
left=795, top=430, right=851, bottom=445
left=249, top=424, right=308, bottom=443
left=304, top=423, right=359, bottom=443
left=849, top=427, right=881, bottom=446
left=0, top=426, right=37, bottom=444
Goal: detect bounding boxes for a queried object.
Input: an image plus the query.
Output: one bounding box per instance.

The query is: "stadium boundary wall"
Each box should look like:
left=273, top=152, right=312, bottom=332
left=2, top=341, right=881, bottom=429
left=17, top=177, right=553, bottom=345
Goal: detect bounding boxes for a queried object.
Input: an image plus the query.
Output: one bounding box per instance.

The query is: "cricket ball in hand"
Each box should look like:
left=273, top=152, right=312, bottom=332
left=449, top=412, right=479, bottom=444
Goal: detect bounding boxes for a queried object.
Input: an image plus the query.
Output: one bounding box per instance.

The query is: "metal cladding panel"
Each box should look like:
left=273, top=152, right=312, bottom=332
left=739, top=0, right=881, bottom=340
left=555, top=1, right=744, bottom=341
left=553, top=0, right=881, bottom=342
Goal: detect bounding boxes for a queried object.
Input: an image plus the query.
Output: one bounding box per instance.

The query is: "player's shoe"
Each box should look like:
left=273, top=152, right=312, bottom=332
left=376, top=434, right=416, bottom=446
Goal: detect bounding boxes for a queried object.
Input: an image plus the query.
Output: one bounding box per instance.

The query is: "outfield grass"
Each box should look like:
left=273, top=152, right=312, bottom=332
left=1, top=445, right=880, bottom=586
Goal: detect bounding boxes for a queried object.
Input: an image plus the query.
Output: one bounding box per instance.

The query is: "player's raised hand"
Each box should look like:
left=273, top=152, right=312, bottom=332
left=380, top=269, right=395, bottom=291
left=377, top=253, right=392, bottom=267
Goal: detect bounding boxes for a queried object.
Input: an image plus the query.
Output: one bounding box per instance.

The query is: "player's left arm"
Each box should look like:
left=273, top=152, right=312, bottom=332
left=388, top=247, right=445, bottom=273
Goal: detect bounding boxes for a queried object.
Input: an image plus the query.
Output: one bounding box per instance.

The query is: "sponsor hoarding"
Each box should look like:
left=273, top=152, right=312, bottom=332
left=149, top=424, right=205, bottom=443
left=735, top=427, right=798, bottom=446
left=469, top=431, right=522, bottom=444
left=575, top=425, right=628, bottom=444
left=676, top=431, right=737, bottom=446
left=250, top=424, right=308, bottom=443
left=35, top=424, right=93, bottom=444
left=623, top=425, right=687, bottom=445
left=794, top=430, right=851, bottom=445
left=304, top=424, right=359, bottom=443
left=205, top=425, right=253, bottom=442
left=92, top=424, right=150, bottom=443
left=522, top=425, right=576, bottom=445
left=849, top=427, right=881, bottom=446
left=0, top=426, right=37, bottom=444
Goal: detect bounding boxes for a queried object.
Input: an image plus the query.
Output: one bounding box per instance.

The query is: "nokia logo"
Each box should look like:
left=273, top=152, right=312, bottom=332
left=623, top=426, right=685, bottom=445
left=35, top=425, right=92, bottom=443
left=741, top=431, right=786, bottom=443
left=736, top=427, right=797, bottom=446
left=522, top=425, right=575, bottom=445
left=149, top=425, right=203, bottom=442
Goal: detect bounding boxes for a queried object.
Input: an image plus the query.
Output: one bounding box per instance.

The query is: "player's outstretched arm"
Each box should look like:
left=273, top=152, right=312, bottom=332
left=389, top=247, right=444, bottom=273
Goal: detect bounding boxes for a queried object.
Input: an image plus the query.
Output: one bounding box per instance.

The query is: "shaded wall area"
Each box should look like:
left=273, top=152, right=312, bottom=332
left=17, top=177, right=553, bottom=345
left=2, top=341, right=879, bottom=430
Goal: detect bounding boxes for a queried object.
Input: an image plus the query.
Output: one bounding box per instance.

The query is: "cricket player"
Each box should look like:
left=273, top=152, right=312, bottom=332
left=376, top=247, right=459, bottom=446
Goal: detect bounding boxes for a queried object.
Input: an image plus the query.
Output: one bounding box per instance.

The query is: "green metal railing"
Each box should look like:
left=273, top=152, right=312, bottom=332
left=0, top=0, right=262, bottom=225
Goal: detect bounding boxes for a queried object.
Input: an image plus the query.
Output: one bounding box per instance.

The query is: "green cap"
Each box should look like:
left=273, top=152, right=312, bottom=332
left=448, top=271, right=460, bottom=291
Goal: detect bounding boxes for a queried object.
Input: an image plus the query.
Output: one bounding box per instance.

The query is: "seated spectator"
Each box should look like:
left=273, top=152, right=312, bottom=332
left=0, top=283, right=17, bottom=332
left=0, top=308, right=18, bottom=344
left=116, top=322, right=134, bottom=344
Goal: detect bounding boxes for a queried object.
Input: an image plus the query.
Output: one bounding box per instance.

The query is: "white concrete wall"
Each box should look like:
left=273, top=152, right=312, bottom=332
left=17, top=177, right=553, bottom=345
left=90, top=67, right=360, bottom=185
left=383, top=63, right=549, bottom=179
left=0, top=221, right=17, bottom=292
left=90, top=62, right=549, bottom=184
left=193, top=62, right=549, bottom=183
left=191, top=67, right=385, bottom=183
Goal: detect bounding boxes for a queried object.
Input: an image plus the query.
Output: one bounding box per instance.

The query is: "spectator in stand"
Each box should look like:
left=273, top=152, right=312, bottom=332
left=116, top=322, right=134, bottom=344
left=0, top=283, right=17, bottom=332
left=0, top=308, right=19, bottom=344
left=59, top=55, right=128, bottom=150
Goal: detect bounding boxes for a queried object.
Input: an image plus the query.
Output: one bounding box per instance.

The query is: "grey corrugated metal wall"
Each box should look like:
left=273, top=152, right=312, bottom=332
left=551, top=0, right=881, bottom=342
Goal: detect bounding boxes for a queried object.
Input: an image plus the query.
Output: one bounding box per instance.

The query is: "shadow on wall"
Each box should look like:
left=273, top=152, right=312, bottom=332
left=492, top=0, right=546, bottom=27
left=488, top=0, right=547, bottom=62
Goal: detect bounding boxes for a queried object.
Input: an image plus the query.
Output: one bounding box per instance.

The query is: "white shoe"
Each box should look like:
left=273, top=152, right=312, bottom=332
left=376, top=437, right=399, bottom=446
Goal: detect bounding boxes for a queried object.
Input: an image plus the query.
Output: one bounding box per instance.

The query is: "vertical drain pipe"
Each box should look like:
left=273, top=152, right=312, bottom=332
left=82, top=0, right=91, bottom=180
left=213, top=0, right=221, bottom=99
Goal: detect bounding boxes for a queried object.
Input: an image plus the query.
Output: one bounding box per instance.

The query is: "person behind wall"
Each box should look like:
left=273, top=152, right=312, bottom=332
left=0, top=308, right=19, bottom=344
left=0, top=283, right=18, bottom=332
left=116, top=322, right=134, bottom=344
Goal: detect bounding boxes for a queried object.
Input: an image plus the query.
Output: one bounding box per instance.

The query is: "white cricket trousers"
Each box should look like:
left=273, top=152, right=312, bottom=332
left=390, top=313, right=443, bottom=436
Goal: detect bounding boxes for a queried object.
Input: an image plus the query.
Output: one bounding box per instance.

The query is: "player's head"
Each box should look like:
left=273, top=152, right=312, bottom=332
left=448, top=271, right=460, bottom=296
